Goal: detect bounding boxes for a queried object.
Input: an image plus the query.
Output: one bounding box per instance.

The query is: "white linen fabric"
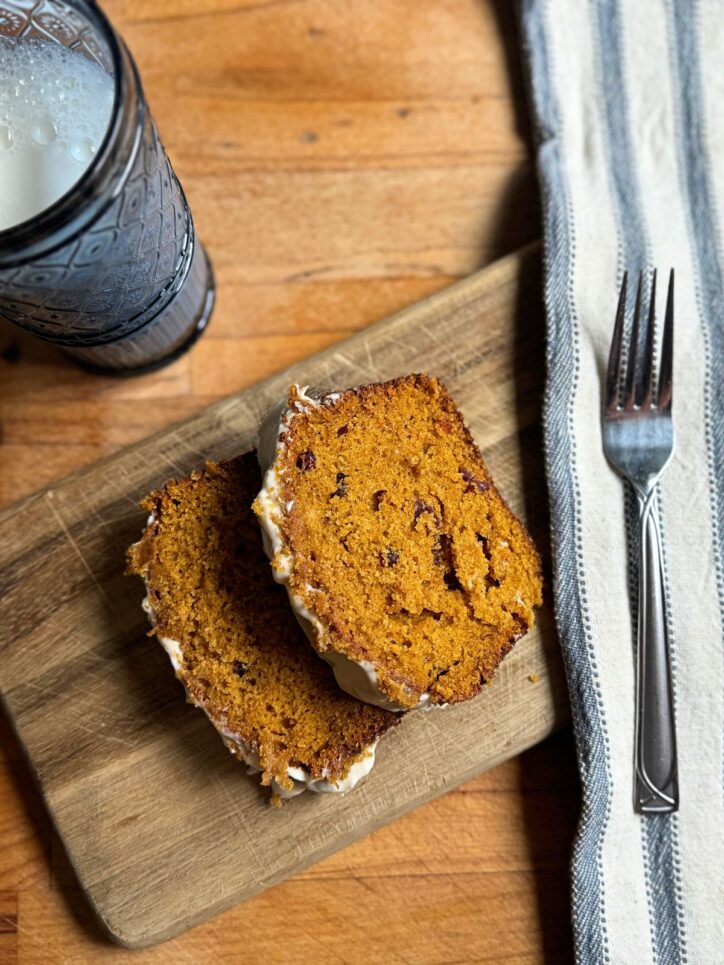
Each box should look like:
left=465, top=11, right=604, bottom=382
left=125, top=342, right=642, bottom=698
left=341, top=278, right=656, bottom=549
left=519, top=2, right=724, bottom=962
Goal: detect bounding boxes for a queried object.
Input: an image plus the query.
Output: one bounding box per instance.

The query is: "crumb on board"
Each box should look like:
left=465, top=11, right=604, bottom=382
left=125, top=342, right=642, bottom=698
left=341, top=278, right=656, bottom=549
left=527, top=672, right=540, bottom=684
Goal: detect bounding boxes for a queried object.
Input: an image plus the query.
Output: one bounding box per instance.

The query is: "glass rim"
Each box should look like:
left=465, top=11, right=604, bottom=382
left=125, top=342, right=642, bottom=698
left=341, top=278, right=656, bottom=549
left=0, top=0, right=133, bottom=267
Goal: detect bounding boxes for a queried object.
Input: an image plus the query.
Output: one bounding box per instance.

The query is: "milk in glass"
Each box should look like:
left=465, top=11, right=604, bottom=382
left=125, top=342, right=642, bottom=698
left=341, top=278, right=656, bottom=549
left=0, top=38, right=114, bottom=231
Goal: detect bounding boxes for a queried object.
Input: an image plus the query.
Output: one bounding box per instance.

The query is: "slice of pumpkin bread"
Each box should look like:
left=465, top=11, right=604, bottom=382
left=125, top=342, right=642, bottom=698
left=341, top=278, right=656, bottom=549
left=254, top=374, right=542, bottom=712
left=128, top=453, right=399, bottom=800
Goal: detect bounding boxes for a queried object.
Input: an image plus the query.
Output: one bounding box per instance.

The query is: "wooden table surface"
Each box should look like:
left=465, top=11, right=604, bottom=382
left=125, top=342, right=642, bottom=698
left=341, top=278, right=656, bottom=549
left=0, top=1, right=579, bottom=962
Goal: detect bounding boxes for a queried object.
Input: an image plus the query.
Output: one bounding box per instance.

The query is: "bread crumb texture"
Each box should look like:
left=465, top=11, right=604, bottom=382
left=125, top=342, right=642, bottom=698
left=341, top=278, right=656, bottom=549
left=256, top=375, right=543, bottom=710
left=128, top=453, right=398, bottom=793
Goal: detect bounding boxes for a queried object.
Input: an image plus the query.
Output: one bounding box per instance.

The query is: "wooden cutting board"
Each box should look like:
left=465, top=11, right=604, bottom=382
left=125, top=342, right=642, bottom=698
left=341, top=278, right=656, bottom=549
left=0, top=244, right=567, bottom=949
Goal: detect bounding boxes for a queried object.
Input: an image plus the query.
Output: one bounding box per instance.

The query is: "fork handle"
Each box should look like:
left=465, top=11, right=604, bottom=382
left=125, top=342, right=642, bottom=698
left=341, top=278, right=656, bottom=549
left=634, top=487, right=679, bottom=814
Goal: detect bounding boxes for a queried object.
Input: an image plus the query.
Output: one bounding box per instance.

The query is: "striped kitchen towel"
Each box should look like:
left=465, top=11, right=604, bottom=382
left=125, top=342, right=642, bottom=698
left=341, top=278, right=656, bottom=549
left=519, top=2, right=724, bottom=962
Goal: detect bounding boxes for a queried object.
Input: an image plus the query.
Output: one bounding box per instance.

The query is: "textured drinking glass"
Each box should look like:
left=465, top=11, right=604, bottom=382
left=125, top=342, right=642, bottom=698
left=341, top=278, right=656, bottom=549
left=0, top=0, right=215, bottom=373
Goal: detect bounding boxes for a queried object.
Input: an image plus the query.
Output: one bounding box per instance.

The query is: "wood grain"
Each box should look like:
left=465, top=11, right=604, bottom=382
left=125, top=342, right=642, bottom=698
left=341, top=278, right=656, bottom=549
left=0, top=1, right=579, bottom=961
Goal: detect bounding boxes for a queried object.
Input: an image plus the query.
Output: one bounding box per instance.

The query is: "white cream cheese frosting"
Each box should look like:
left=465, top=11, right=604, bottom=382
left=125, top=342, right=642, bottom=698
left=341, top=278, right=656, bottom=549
left=138, top=553, right=376, bottom=798
left=219, top=727, right=378, bottom=799
left=255, top=386, right=428, bottom=712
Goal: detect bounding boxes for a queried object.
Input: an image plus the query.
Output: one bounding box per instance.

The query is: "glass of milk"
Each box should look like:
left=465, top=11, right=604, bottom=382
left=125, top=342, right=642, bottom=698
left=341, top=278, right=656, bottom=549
left=0, top=1, right=215, bottom=373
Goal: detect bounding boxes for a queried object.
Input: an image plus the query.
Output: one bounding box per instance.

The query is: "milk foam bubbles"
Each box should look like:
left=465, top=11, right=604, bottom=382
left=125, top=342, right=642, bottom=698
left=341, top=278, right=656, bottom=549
left=0, top=38, right=115, bottom=231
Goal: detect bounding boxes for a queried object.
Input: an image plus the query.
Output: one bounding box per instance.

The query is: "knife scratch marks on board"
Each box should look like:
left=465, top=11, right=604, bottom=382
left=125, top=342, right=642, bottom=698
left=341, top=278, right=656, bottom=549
left=98, top=472, right=147, bottom=512
left=318, top=356, right=338, bottom=391
left=78, top=486, right=136, bottom=535
left=331, top=349, right=378, bottom=383
left=364, top=337, right=377, bottom=377
left=419, top=322, right=465, bottom=379
left=44, top=491, right=108, bottom=601
left=157, top=452, right=188, bottom=478
left=212, top=774, right=268, bottom=876
left=411, top=756, right=432, bottom=792
left=415, top=712, right=479, bottom=767
left=170, top=435, right=208, bottom=462
left=23, top=680, right=135, bottom=748
left=79, top=493, right=113, bottom=534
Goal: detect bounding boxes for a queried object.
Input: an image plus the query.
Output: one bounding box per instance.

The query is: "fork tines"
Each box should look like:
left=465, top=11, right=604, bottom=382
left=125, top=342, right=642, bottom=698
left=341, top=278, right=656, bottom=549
left=605, top=269, right=674, bottom=412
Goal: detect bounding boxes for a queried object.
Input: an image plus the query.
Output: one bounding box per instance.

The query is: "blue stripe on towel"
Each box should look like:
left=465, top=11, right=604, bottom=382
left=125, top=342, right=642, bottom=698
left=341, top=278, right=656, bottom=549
left=592, top=0, right=650, bottom=266
left=641, top=815, right=687, bottom=965
left=670, top=0, right=724, bottom=797
left=666, top=1, right=724, bottom=955
left=589, top=2, right=687, bottom=960
left=519, top=2, right=612, bottom=961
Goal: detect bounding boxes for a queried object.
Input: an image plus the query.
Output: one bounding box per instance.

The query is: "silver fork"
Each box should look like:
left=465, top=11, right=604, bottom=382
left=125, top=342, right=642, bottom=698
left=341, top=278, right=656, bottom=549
left=602, top=269, right=678, bottom=814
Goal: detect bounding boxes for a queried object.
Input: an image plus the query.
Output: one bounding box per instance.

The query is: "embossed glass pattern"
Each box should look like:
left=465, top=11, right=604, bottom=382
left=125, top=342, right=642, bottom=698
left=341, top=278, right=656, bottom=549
left=0, top=0, right=214, bottom=373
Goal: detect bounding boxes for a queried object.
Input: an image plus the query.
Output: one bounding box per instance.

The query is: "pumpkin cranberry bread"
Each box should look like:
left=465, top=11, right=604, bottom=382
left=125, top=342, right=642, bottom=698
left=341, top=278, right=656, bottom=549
left=254, top=374, right=542, bottom=712
left=127, top=453, right=398, bottom=801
